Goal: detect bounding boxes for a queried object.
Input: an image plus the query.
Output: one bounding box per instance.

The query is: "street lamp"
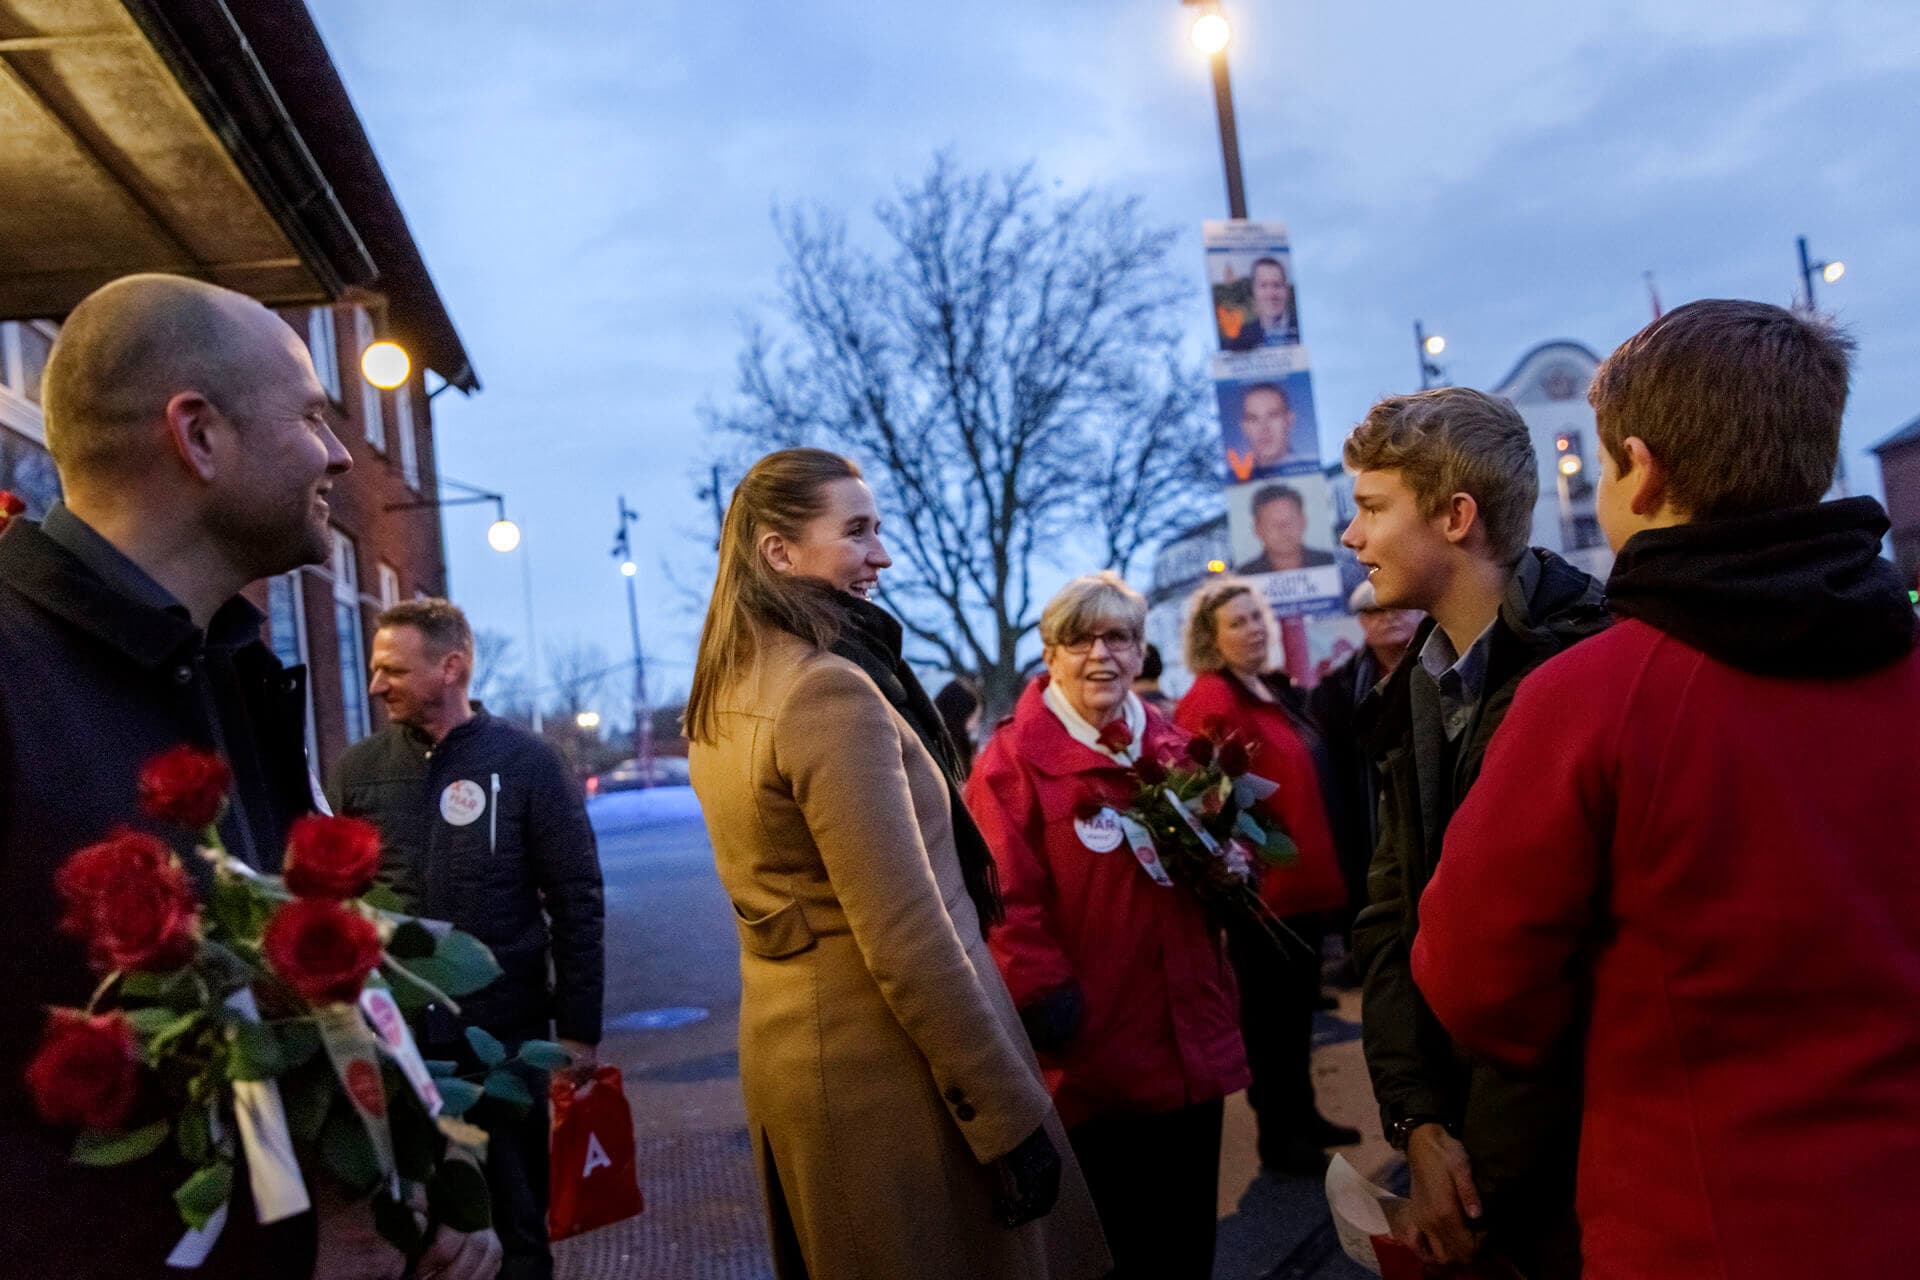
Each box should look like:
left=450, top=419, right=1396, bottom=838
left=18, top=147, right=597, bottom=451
left=360, top=340, right=410, bottom=390
left=1415, top=321, right=1447, bottom=389
left=385, top=476, right=542, bottom=733
left=1189, top=10, right=1230, bottom=53
left=575, top=710, right=601, bottom=731
left=611, top=496, right=653, bottom=775
left=1797, top=235, right=1845, bottom=311
left=1183, top=0, right=1247, bottom=218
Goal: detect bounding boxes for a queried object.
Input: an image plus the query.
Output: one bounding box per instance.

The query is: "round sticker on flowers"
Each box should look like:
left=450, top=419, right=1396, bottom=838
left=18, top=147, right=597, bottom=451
left=1074, top=807, right=1124, bottom=854
left=441, top=779, right=486, bottom=826
left=346, top=1057, right=386, bottom=1118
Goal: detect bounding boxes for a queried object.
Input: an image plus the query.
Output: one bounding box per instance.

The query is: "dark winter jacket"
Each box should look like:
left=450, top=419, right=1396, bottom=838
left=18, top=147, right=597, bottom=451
left=327, top=710, right=605, bottom=1044
left=0, top=514, right=317, bottom=1278
left=1307, top=646, right=1390, bottom=909
left=1353, top=547, right=1608, bottom=1251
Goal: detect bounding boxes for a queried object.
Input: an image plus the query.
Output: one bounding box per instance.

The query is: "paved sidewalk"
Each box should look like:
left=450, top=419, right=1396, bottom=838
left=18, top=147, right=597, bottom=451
left=558, top=794, right=1400, bottom=1279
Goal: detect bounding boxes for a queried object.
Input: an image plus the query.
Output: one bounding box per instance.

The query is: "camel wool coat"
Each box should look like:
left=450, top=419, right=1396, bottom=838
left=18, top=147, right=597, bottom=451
left=689, top=630, right=1110, bottom=1280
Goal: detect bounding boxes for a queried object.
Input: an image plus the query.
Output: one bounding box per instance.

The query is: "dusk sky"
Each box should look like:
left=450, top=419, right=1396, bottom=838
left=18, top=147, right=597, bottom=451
left=308, top=0, right=1920, bottom=716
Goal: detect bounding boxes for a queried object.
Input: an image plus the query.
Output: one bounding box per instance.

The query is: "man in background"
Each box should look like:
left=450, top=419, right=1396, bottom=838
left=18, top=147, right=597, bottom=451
left=329, top=598, right=605, bottom=1280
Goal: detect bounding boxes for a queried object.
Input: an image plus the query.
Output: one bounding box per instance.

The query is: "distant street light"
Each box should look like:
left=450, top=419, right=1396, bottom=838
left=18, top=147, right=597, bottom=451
left=360, top=340, right=410, bottom=390
left=487, top=518, right=522, bottom=553
left=1797, top=235, right=1845, bottom=311
left=620, top=559, right=638, bottom=577
left=1189, top=10, right=1231, bottom=54
left=1207, top=559, right=1227, bottom=574
left=1424, top=334, right=1446, bottom=356
left=575, top=710, right=601, bottom=731
left=1415, top=321, right=1447, bottom=389
left=1182, top=0, right=1247, bottom=218
left=1558, top=454, right=1583, bottom=477
left=611, top=497, right=653, bottom=773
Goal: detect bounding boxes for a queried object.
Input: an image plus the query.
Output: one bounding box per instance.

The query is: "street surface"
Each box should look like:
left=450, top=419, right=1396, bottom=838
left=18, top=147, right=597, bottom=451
left=558, top=790, right=1393, bottom=1280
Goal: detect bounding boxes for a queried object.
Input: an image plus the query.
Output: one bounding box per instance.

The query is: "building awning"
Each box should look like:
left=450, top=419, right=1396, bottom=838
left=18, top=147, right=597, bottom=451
left=0, top=0, right=477, bottom=391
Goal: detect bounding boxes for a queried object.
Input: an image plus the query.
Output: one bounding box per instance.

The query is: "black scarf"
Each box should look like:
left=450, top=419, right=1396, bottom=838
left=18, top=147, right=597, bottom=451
left=1608, top=496, right=1915, bottom=678
left=829, top=595, right=1004, bottom=932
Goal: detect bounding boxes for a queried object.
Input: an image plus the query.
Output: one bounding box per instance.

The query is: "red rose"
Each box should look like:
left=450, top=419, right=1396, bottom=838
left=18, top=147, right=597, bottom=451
left=55, top=829, right=201, bottom=973
left=1218, top=740, right=1252, bottom=778
left=26, top=1009, right=141, bottom=1130
left=263, top=897, right=382, bottom=1006
left=1072, top=796, right=1107, bottom=823
left=1134, top=753, right=1170, bottom=785
left=1096, top=720, right=1134, bottom=753
left=0, top=491, right=24, bottom=522
left=282, top=815, right=383, bottom=900
left=1200, top=787, right=1225, bottom=816
left=1185, top=737, right=1216, bottom=767
left=137, top=746, right=231, bottom=830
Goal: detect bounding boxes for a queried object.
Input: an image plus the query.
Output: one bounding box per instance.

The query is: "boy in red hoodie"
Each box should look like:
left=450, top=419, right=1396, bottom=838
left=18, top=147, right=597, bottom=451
left=1413, top=299, right=1920, bottom=1280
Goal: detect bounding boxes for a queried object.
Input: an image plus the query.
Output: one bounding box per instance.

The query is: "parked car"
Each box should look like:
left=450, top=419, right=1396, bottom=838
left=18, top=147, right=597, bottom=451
left=586, top=755, right=691, bottom=796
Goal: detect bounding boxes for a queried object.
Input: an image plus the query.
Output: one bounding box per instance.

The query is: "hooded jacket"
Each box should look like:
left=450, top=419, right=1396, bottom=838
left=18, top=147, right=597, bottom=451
left=1352, top=547, right=1609, bottom=1249
left=1414, top=498, right=1920, bottom=1280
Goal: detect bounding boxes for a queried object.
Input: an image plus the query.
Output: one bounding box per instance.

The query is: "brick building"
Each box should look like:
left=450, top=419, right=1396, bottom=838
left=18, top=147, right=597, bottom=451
left=0, top=0, right=478, bottom=770
left=1872, top=415, right=1920, bottom=592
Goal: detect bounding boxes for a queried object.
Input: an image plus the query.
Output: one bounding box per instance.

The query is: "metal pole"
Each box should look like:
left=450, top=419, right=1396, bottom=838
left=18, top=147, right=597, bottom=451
left=1208, top=52, right=1248, bottom=219
left=1415, top=320, right=1431, bottom=390
left=615, top=496, right=651, bottom=771
left=1797, top=235, right=1817, bottom=311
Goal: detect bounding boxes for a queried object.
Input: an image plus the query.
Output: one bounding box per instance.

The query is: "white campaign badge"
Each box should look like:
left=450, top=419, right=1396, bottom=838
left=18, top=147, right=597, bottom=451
left=582, top=1132, right=612, bottom=1179
left=1074, top=807, right=1124, bottom=854
left=440, top=779, right=487, bottom=827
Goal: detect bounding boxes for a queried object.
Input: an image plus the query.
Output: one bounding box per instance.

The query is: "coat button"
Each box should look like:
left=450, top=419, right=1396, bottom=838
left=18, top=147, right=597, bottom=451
left=172, top=665, right=192, bottom=685
left=955, top=1103, right=977, bottom=1122
left=943, top=1086, right=965, bottom=1105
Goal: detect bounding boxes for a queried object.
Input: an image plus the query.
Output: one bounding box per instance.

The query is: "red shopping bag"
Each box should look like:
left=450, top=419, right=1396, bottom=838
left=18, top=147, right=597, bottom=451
left=548, top=1065, right=644, bottom=1240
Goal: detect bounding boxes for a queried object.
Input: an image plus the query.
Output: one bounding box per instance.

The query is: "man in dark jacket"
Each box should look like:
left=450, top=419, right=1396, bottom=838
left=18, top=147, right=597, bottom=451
left=1340, top=387, right=1608, bottom=1278
left=0, top=274, right=498, bottom=1278
left=329, top=597, right=605, bottom=1280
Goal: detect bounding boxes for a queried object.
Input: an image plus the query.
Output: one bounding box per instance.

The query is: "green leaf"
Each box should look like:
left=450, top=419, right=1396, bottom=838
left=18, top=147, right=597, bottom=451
left=434, top=1077, right=484, bottom=1118
left=120, top=968, right=196, bottom=1010
left=464, top=1026, right=506, bottom=1068
left=1261, top=827, right=1299, bottom=865
left=432, top=931, right=503, bottom=998
left=482, top=1067, right=533, bottom=1111
left=281, top=1065, right=335, bottom=1145
left=275, top=1020, right=321, bottom=1070
left=388, top=920, right=437, bottom=961
left=427, top=1158, right=493, bottom=1233
left=362, top=883, right=408, bottom=914
left=228, top=1020, right=287, bottom=1081
left=173, top=1160, right=233, bottom=1232
left=514, top=1039, right=573, bottom=1072
left=386, top=967, right=435, bottom=1016
left=148, top=1010, right=208, bottom=1061
left=423, top=1059, right=460, bottom=1078
left=1233, top=810, right=1265, bottom=844
left=371, top=1188, right=426, bottom=1259
left=177, top=1102, right=212, bottom=1165
left=209, top=873, right=257, bottom=941
left=197, top=940, right=255, bottom=999
left=125, top=1006, right=179, bottom=1038
left=320, top=1101, right=382, bottom=1196
left=72, top=1120, right=170, bottom=1166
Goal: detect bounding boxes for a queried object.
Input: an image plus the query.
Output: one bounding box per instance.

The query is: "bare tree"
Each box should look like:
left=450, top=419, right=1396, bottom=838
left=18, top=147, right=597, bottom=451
left=546, top=640, right=614, bottom=721
left=470, top=628, right=519, bottom=705
left=711, top=154, right=1219, bottom=713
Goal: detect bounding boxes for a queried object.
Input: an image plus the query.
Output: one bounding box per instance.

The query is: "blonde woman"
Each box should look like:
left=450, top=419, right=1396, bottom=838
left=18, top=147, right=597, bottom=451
left=685, top=448, right=1106, bottom=1280
left=1176, top=577, right=1355, bottom=1177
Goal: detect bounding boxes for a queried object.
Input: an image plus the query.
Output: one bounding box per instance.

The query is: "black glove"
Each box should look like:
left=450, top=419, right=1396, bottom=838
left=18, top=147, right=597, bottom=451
left=1017, top=981, right=1085, bottom=1055
left=991, top=1125, right=1061, bottom=1230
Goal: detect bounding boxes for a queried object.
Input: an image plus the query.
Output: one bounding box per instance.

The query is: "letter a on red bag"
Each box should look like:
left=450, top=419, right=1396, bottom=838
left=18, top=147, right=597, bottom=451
left=548, top=1066, right=644, bottom=1241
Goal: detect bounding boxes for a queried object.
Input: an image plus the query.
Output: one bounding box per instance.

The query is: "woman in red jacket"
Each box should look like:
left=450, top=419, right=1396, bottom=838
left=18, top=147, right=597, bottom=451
left=968, top=571, right=1247, bottom=1280
left=1175, top=577, right=1356, bottom=1177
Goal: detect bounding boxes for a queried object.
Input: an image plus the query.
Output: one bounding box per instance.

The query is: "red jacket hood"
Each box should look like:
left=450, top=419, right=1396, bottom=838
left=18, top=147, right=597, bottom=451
left=1002, top=673, right=1188, bottom=779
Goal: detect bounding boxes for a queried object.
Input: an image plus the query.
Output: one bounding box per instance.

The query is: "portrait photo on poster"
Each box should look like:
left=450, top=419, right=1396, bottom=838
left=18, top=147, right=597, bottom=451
left=1204, top=221, right=1302, bottom=352
left=1224, top=475, right=1346, bottom=618
left=1215, top=364, right=1321, bottom=481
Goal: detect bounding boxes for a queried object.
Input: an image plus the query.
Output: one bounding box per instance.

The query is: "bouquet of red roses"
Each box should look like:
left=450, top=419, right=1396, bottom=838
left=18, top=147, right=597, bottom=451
left=1081, top=720, right=1314, bottom=958
left=24, top=745, right=572, bottom=1267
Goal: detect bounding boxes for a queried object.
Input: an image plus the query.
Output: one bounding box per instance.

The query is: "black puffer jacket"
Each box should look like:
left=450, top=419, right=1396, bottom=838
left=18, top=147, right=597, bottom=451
left=1353, top=548, right=1608, bottom=1251
left=327, top=710, right=605, bottom=1044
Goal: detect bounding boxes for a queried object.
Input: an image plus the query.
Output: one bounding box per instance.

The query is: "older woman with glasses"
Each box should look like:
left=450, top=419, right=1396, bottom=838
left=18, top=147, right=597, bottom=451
left=1176, top=576, right=1356, bottom=1178
left=967, top=571, right=1248, bottom=1280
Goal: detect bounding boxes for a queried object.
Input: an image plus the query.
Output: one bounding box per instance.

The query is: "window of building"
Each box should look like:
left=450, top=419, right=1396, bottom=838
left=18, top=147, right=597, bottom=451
left=266, top=572, right=321, bottom=766
left=0, top=323, right=15, bottom=391
left=377, top=562, right=401, bottom=609
left=331, top=529, right=371, bottom=743
left=394, top=383, right=419, bottom=490
left=353, top=310, right=385, bottom=453
left=307, top=308, right=341, bottom=399
left=17, top=322, right=53, bottom=406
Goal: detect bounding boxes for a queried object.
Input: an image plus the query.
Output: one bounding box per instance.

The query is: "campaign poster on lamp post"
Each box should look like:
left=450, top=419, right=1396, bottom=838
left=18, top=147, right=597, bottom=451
left=1205, top=220, right=1303, bottom=352
left=1223, top=474, right=1348, bottom=619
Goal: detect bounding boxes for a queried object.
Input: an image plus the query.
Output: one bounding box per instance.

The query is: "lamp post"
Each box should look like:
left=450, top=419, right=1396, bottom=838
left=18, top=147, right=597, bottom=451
left=1796, top=235, right=1845, bottom=312
left=610, top=496, right=652, bottom=775
left=385, top=477, right=542, bottom=732
left=1415, top=321, right=1447, bottom=389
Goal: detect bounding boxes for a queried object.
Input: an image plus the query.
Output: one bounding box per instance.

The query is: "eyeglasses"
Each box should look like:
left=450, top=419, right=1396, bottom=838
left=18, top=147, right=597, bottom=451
left=1060, top=630, right=1140, bottom=655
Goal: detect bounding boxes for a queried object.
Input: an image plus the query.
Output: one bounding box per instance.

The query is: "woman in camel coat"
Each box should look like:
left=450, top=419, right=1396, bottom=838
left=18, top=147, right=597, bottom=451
left=685, top=448, right=1108, bottom=1280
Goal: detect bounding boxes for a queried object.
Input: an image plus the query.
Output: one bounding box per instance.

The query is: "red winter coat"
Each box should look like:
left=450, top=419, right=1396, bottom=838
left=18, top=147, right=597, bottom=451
left=1174, top=670, right=1348, bottom=917
left=966, top=676, right=1249, bottom=1129
left=1412, top=618, right=1920, bottom=1280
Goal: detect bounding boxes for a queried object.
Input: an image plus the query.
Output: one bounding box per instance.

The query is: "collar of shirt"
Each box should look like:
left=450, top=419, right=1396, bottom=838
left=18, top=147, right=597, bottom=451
left=1417, top=619, right=1496, bottom=743
left=40, top=502, right=264, bottom=651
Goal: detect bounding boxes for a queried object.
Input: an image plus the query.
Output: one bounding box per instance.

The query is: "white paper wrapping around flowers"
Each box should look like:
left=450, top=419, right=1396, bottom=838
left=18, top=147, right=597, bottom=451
left=1115, top=814, right=1174, bottom=886
left=360, top=987, right=443, bottom=1117
left=166, top=988, right=309, bottom=1269
left=1324, top=1153, right=1402, bottom=1275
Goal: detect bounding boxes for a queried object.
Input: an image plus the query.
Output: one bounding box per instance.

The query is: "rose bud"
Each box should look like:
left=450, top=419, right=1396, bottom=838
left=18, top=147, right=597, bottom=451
left=1185, top=737, right=1216, bottom=768
left=136, top=746, right=231, bottom=831
left=263, top=897, right=383, bottom=1006
left=26, top=1009, right=142, bottom=1131
left=1135, top=753, right=1170, bottom=785
left=55, top=829, right=201, bottom=973
left=0, top=490, right=24, bottom=522
left=1096, top=720, right=1133, bottom=753
left=282, top=815, right=383, bottom=900
left=1218, top=740, right=1252, bottom=778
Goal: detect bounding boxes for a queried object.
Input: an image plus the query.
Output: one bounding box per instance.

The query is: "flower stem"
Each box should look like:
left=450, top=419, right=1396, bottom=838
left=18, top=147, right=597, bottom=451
left=84, top=969, right=123, bottom=1015
left=380, top=952, right=463, bottom=1016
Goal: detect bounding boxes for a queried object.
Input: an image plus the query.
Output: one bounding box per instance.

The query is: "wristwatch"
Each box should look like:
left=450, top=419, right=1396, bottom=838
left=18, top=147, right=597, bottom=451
left=1386, top=1114, right=1453, bottom=1151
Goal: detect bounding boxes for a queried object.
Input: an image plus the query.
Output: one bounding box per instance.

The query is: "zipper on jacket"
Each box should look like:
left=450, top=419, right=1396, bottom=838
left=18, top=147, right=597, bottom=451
left=489, top=772, right=500, bottom=855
